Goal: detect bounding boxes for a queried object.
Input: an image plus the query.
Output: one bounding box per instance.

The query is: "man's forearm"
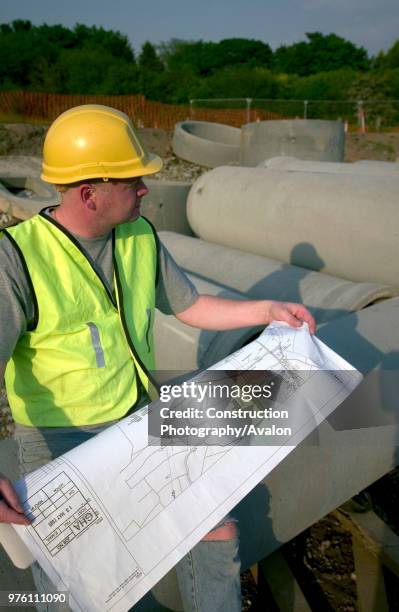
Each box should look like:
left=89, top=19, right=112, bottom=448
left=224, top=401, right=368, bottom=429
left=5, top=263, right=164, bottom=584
left=176, top=295, right=316, bottom=333
left=0, top=361, right=31, bottom=525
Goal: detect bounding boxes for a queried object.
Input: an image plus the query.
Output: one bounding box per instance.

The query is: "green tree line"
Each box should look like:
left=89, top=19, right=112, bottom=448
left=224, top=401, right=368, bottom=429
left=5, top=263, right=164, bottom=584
left=1, top=20, right=399, bottom=106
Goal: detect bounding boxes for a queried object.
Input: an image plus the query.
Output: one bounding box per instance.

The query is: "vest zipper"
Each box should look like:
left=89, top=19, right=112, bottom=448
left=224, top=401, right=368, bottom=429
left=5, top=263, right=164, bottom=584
left=145, top=308, right=152, bottom=353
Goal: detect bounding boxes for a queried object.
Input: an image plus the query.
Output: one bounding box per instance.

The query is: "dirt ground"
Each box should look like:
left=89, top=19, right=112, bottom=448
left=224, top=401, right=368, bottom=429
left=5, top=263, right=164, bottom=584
left=1, top=123, right=398, bottom=611
left=345, top=132, right=399, bottom=162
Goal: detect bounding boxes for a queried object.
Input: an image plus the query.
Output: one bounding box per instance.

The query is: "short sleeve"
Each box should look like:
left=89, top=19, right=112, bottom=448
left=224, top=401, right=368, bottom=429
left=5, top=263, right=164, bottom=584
left=156, top=242, right=198, bottom=314
left=0, top=233, right=33, bottom=360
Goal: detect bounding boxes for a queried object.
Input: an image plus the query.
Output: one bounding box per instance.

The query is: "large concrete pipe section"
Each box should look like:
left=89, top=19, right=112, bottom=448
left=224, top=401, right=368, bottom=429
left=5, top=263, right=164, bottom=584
left=354, top=159, right=399, bottom=171
left=259, top=155, right=399, bottom=176
left=0, top=175, right=59, bottom=220
left=172, top=121, right=241, bottom=168
left=240, top=119, right=345, bottom=165
left=154, top=273, right=262, bottom=370
left=187, top=167, right=399, bottom=287
left=0, top=157, right=59, bottom=220
left=0, top=155, right=43, bottom=176
left=141, top=179, right=192, bottom=235
left=159, top=231, right=397, bottom=326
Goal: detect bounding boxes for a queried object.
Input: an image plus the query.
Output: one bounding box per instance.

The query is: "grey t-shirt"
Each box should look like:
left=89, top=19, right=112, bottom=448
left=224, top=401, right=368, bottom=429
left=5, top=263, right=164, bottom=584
left=0, top=213, right=198, bottom=360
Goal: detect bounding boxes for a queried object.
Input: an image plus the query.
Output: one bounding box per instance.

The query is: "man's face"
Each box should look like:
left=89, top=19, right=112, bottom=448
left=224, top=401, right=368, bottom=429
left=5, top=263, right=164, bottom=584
left=92, top=177, right=148, bottom=225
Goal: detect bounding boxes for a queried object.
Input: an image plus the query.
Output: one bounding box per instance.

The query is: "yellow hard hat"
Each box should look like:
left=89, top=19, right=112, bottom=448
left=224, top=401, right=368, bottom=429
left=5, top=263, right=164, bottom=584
left=41, top=104, right=163, bottom=184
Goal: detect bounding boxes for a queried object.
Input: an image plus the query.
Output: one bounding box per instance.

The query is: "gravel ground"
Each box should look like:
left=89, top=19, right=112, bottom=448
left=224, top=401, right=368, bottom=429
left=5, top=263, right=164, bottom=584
left=0, top=384, right=14, bottom=439
left=153, top=155, right=208, bottom=183
left=0, top=212, right=18, bottom=438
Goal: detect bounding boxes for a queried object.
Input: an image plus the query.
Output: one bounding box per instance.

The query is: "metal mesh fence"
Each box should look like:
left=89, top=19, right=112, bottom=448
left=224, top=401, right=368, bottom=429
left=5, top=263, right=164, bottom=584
left=190, top=98, right=399, bottom=131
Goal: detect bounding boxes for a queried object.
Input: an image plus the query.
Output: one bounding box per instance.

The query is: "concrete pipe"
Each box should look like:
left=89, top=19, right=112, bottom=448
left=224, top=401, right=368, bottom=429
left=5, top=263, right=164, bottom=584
left=259, top=155, right=399, bottom=176
left=159, top=232, right=397, bottom=324
left=354, top=159, right=399, bottom=171
left=141, top=179, right=192, bottom=236
left=154, top=273, right=262, bottom=370
left=186, top=166, right=399, bottom=287
left=240, top=119, right=345, bottom=165
left=172, top=121, right=241, bottom=168
left=0, top=155, right=43, bottom=176
left=0, top=175, right=59, bottom=220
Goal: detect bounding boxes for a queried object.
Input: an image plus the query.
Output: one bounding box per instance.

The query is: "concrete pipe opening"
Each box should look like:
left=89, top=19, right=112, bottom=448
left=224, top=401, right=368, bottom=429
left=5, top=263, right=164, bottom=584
left=172, top=120, right=241, bottom=168
left=140, top=179, right=192, bottom=236
left=0, top=176, right=59, bottom=220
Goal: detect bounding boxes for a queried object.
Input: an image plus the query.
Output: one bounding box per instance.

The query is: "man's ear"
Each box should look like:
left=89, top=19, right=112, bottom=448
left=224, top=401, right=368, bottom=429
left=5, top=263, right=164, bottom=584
left=80, top=184, right=97, bottom=210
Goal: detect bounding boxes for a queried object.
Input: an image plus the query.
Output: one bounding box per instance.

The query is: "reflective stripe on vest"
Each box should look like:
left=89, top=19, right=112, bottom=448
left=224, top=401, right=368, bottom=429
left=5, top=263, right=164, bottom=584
left=4, top=213, right=158, bottom=427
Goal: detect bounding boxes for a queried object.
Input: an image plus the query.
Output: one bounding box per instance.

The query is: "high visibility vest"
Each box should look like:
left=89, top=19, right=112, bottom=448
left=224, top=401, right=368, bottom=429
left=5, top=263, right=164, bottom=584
left=3, top=212, right=158, bottom=427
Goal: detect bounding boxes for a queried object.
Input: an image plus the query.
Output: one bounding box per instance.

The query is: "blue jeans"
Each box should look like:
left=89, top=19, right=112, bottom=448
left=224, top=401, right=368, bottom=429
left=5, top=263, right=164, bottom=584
left=176, top=530, right=241, bottom=612
left=14, top=423, right=242, bottom=612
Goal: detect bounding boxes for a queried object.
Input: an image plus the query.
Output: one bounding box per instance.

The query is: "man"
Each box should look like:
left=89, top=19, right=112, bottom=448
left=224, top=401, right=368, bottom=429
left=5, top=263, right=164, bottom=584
left=0, top=105, right=315, bottom=611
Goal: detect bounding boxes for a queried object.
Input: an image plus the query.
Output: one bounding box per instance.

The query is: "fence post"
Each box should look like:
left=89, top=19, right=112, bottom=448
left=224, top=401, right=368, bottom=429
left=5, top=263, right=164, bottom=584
left=304, top=100, right=308, bottom=120
left=189, top=99, right=194, bottom=120
left=357, top=100, right=366, bottom=134
left=246, top=98, right=252, bottom=124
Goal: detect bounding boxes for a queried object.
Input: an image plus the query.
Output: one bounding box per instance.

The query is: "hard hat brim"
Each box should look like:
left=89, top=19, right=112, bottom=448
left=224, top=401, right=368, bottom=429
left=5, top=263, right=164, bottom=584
left=41, top=152, right=163, bottom=184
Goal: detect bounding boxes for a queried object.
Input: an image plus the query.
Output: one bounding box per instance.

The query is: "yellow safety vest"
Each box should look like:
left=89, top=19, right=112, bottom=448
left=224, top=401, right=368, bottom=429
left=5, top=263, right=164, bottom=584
left=3, top=212, right=158, bottom=426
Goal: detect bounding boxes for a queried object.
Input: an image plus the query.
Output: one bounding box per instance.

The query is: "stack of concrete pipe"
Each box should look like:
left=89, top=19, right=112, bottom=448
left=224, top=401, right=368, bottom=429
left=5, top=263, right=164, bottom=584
left=172, top=119, right=346, bottom=167
left=149, top=158, right=399, bottom=611
left=154, top=165, right=399, bottom=371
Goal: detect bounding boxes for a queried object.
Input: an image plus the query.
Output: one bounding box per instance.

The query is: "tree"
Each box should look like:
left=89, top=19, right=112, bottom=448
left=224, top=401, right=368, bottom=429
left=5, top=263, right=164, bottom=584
left=378, top=40, right=399, bottom=69
left=200, top=66, right=279, bottom=99
left=73, top=24, right=135, bottom=62
left=214, top=38, right=272, bottom=70
left=11, top=19, right=32, bottom=32
left=36, top=23, right=76, bottom=49
left=0, top=21, right=137, bottom=92
left=274, top=32, right=370, bottom=76
left=287, top=69, right=357, bottom=100
left=138, top=42, right=164, bottom=72
left=159, top=39, right=206, bottom=74
left=0, top=26, right=55, bottom=88
left=348, top=69, right=399, bottom=128
left=159, top=37, right=272, bottom=76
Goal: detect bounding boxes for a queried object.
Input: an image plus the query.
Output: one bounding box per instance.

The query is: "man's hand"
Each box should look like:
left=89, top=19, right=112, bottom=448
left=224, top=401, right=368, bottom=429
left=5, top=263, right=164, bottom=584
left=267, top=301, right=316, bottom=334
left=0, top=474, right=31, bottom=525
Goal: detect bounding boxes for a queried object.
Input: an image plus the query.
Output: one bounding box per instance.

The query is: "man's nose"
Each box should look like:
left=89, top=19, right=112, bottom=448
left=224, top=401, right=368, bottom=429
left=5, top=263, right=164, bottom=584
left=136, top=179, right=148, bottom=197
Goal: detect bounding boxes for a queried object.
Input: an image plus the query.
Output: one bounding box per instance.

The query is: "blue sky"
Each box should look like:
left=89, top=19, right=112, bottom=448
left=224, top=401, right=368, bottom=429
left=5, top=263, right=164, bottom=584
left=1, top=0, right=398, bottom=56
